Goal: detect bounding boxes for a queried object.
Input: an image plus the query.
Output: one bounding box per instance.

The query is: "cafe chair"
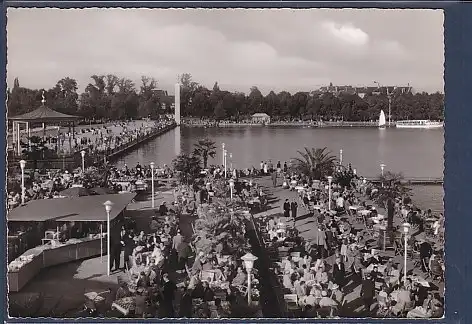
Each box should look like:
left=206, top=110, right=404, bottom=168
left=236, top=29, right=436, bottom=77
left=428, top=264, right=444, bottom=283
left=393, top=240, right=402, bottom=256
left=355, top=213, right=364, bottom=223
left=284, top=294, right=299, bottom=312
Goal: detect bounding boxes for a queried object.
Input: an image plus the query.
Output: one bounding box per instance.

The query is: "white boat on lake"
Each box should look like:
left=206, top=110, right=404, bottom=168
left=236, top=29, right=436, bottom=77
left=396, top=120, right=444, bottom=129
left=378, top=110, right=386, bottom=129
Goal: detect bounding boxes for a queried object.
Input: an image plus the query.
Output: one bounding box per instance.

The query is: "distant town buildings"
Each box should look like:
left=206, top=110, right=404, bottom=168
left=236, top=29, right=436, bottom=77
left=313, top=84, right=413, bottom=98
left=153, top=89, right=175, bottom=111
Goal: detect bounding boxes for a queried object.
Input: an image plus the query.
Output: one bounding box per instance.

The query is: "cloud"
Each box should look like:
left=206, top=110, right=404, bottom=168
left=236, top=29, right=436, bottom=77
left=6, top=8, right=444, bottom=94
left=321, top=21, right=369, bottom=46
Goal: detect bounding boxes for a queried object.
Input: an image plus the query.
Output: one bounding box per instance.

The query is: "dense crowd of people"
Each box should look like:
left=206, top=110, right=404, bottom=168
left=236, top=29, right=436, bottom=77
left=106, top=177, right=265, bottom=318
left=251, top=166, right=444, bottom=318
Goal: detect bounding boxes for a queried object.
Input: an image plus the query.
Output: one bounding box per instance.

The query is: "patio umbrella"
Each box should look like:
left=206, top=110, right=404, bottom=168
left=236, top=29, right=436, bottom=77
left=59, top=187, right=92, bottom=197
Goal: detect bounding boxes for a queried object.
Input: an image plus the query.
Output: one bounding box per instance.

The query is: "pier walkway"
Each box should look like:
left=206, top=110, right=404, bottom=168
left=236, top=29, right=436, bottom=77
left=106, top=123, right=176, bottom=161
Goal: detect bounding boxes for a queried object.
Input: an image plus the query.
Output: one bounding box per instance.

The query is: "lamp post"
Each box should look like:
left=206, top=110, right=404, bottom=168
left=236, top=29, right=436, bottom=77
left=80, top=150, right=86, bottom=172
left=327, top=176, right=333, bottom=211
left=224, top=150, right=228, bottom=179
left=380, top=163, right=386, bottom=188
left=229, top=153, right=233, bottom=170
left=150, top=162, right=155, bottom=208
left=339, top=149, right=343, bottom=165
left=104, top=200, right=114, bottom=276
left=20, top=160, right=26, bottom=205
left=222, top=143, right=225, bottom=166
left=402, top=222, right=411, bottom=285
left=241, top=252, right=258, bottom=305
left=229, top=178, right=235, bottom=200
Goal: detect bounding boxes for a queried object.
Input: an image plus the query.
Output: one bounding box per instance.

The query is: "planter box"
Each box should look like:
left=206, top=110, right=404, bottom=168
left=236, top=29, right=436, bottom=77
left=8, top=254, right=42, bottom=292
left=42, top=244, right=76, bottom=268
left=76, top=238, right=106, bottom=259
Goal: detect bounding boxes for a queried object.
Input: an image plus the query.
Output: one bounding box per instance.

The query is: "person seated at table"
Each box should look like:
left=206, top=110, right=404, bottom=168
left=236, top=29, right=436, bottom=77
left=428, top=253, right=443, bottom=279
left=282, top=256, right=293, bottom=273
left=294, top=278, right=308, bottom=299
left=370, top=265, right=383, bottom=282
left=282, top=270, right=294, bottom=291
left=426, top=292, right=443, bottom=317
left=412, top=281, right=428, bottom=307
left=385, top=263, right=400, bottom=285
left=136, top=270, right=151, bottom=288
left=150, top=245, right=165, bottom=267
left=391, top=285, right=412, bottom=316
left=314, top=265, right=329, bottom=286
left=332, top=257, right=346, bottom=288
left=330, top=284, right=344, bottom=307
left=158, top=202, right=168, bottom=216
left=404, top=277, right=414, bottom=291
left=302, top=264, right=315, bottom=282
left=231, top=267, right=247, bottom=287
left=202, top=281, right=215, bottom=302
left=116, top=281, right=132, bottom=300
left=319, top=290, right=338, bottom=308
left=377, top=285, right=390, bottom=310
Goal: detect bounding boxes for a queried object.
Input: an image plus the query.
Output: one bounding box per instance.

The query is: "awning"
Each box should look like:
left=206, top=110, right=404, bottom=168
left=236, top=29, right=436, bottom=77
left=8, top=193, right=136, bottom=222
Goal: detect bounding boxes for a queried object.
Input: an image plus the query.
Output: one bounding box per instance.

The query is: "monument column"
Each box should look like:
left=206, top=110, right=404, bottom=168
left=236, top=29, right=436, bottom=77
left=174, top=83, right=181, bottom=126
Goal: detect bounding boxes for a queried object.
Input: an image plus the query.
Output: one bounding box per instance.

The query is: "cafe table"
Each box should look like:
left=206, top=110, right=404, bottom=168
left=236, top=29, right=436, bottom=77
left=410, top=275, right=430, bottom=288
left=365, top=263, right=387, bottom=273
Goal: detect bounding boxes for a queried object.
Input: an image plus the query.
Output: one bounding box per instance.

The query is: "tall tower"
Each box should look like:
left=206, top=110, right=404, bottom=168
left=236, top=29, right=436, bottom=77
left=174, top=83, right=181, bottom=125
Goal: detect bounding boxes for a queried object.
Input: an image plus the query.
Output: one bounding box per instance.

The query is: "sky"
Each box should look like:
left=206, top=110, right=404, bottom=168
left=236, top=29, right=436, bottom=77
left=7, top=8, right=444, bottom=95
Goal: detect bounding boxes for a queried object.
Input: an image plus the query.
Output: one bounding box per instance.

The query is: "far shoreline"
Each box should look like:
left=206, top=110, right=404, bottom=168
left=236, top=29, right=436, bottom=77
left=181, top=121, right=392, bottom=128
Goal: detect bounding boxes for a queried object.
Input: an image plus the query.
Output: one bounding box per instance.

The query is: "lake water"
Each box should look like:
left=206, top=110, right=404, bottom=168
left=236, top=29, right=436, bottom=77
left=116, top=126, right=444, bottom=213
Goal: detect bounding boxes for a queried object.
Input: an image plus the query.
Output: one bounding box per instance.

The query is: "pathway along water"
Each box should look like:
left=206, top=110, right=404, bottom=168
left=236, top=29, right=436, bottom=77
left=245, top=218, right=284, bottom=317
left=115, top=126, right=444, bottom=213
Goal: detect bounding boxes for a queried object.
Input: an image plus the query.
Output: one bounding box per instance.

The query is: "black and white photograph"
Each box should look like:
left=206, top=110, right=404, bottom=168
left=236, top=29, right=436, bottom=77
left=6, top=8, right=444, bottom=319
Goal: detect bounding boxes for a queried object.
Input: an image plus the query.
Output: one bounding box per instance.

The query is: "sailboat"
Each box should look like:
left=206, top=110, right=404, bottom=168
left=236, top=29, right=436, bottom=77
left=378, top=110, right=387, bottom=129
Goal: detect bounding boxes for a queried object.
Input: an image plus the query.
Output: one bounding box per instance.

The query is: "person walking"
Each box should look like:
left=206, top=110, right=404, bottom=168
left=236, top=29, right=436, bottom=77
left=283, top=199, right=291, bottom=218
left=291, top=201, right=298, bottom=223
left=272, top=171, right=278, bottom=187
left=360, top=273, right=375, bottom=315
left=161, top=273, right=177, bottom=317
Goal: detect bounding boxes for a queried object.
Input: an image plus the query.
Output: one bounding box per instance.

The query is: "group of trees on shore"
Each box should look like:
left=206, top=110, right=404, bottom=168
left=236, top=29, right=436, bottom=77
left=7, top=75, right=173, bottom=120
left=8, top=73, right=444, bottom=122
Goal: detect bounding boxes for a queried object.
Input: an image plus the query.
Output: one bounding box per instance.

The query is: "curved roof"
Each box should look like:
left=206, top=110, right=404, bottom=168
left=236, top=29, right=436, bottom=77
left=9, top=104, right=81, bottom=122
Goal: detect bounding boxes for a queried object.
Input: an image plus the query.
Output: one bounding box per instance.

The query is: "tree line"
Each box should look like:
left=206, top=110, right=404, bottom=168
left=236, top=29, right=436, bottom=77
left=7, top=75, right=173, bottom=120
left=7, top=73, right=444, bottom=121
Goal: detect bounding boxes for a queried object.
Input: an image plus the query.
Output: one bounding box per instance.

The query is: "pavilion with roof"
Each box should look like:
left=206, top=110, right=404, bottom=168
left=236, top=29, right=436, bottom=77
left=9, top=91, right=82, bottom=156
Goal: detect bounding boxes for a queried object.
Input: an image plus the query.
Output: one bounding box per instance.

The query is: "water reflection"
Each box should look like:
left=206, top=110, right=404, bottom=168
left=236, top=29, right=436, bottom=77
left=174, top=126, right=181, bottom=156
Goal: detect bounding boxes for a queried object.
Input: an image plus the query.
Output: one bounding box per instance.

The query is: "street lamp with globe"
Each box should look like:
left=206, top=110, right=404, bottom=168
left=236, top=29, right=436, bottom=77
left=20, top=160, right=26, bottom=205
left=327, top=176, right=333, bottom=211
left=402, top=222, right=411, bottom=284
left=229, top=178, right=235, bottom=200
left=103, top=200, right=114, bottom=276
left=150, top=162, right=155, bottom=208
left=80, top=150, right=86, bottom=173
left=241, top=252, right=258, bottom=304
